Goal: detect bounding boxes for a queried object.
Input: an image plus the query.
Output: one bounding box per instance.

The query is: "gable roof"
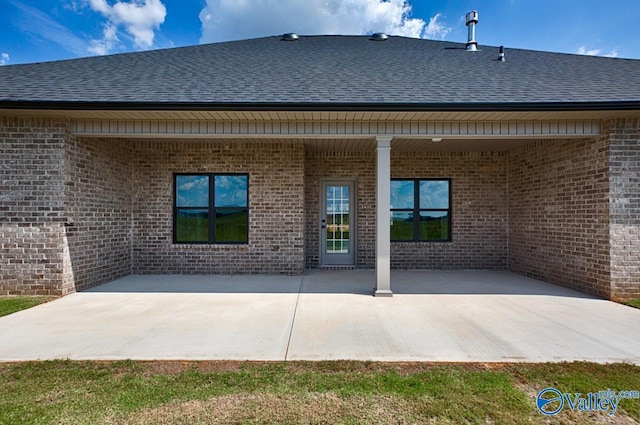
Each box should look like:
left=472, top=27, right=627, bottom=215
left=1, top=35, right=640, bottom=112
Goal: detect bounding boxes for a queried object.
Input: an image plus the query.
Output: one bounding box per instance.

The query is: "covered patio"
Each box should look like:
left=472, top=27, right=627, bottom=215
left=1, top=271, right=638, bottom=363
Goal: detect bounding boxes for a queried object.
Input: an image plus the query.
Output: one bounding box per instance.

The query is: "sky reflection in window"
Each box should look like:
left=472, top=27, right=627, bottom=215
left=420, top=180, right=449, bottom=209
left=176, top=175, right=209, bottom=207
left=390, top=180, right=414, bottom=209
left=215, top=175, right=248, bottom=207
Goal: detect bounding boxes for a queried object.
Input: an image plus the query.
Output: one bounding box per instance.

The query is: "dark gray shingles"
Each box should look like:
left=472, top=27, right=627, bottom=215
left=1, top=35, right=639, bottom=106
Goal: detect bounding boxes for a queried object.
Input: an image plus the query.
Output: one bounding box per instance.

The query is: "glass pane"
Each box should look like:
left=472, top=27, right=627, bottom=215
left=390, top=211, right=414, bottom=241
left=176, top=175, right=209, bottom=207
left=215, top=209, right=248, bottom=243
left=215, top=175, right=248, bottom=207
left=391, top=180, right=414, bottom=209
left=176, top=209, right=209, bottom=242
left=326, top=185, right=350, bottom=254
left=420, top=180, right=449, bottom=209
left=420, top=211, right=449, bottom=241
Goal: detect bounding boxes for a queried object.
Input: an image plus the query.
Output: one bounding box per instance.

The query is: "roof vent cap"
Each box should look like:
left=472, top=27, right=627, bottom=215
left=281, top=33, right=299, bottom=41
left=498, top=46, right=505, bottom=61
left=370, top=33, right=389, bottom=41
left=465, top=10, right=478, bottom=51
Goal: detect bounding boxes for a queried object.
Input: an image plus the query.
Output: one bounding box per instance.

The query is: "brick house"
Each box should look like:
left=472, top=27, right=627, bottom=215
left=0, top=35, right=639, bottom=299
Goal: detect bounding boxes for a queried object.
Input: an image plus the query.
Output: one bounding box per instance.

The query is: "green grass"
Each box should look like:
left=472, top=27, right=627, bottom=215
left=622, top=298, right=640, bottom=309
left=0, top=296, right=54, bottom=318
left=0, top=361, right=638, bottom=424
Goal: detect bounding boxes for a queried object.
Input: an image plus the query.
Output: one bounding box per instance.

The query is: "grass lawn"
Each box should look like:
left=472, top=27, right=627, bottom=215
left=622, top=298, right=640, bottom=309
left=0, top=296, right=55, bottom=318
left=0, top=361, right=638, bottom=424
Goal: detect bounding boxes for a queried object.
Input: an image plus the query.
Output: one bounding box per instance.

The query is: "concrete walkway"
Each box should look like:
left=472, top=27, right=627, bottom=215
left=1, top=271, right=639, bottom=363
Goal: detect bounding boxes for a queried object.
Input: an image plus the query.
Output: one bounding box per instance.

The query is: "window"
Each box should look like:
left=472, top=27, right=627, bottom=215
left=390, top=179, right=451, bottom=242
left=174, top=174, right=248, bottom=244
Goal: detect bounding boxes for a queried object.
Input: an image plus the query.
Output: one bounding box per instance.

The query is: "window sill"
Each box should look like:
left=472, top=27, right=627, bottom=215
left=170, top=244, right=249, bottom=251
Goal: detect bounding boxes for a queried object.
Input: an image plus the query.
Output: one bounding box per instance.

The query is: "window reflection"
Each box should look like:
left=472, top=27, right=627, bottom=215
left=176, top=175, right=209, bottom=207
left=215, top=175, right=248, bottom=207
left=391, top=179, right=451, bottom=242
left=390, top=211, right=414, bottom=241
left=174, top=174, right=248, bottom=244
left=390, top=180, right=414, bottom=209
left=420, top=181, right=449, bottom=209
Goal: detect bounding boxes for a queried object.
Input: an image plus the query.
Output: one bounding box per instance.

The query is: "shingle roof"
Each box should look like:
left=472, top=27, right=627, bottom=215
left=1, top=35, right=640, bottom=110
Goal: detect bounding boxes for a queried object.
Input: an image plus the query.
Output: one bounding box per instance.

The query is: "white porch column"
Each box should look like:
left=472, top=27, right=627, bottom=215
left=375, top=135, right=393, bottom=297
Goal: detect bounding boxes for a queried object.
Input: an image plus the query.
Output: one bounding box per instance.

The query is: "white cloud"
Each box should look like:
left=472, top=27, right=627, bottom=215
left=88, top=23, right=119, bottom=55
left=199, top=0, right=432, bottom=43
left=88, top=0, right=166, bottom=51
left=604, top=48, right=619, bottom=58
left=577, top=45, right=619, bottom=58
left=422, top=13, right=451, bottom=40
left=577, top=45, right=601, bottom=56
left=0, top=53, right=9, bottom=66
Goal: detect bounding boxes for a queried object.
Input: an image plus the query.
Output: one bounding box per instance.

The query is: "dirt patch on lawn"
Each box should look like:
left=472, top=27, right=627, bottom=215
left=109, top=393, right=423, bottom=425
left=133, top=360, right=514, bottom=377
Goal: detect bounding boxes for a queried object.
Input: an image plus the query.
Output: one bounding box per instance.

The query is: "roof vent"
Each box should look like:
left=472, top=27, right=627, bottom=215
left=498, top=46, right=505, bottom=61
left=465, top=11, right=478, bottom=51
left=370, top=33, right=389, bottom=41
left=281, top=33, right=299, bottom=41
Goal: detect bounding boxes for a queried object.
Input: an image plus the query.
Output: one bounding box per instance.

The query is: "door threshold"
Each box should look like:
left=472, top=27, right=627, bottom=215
left=319, top=265, right=357, bottom=270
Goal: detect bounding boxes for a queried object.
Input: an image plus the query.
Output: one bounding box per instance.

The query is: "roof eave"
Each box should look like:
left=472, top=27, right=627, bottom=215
left=1, top=100, right=640, bottom=112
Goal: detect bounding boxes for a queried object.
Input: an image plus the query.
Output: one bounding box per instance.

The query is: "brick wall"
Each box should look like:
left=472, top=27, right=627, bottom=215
left=3, top=116, right=637, bottom=299
left=0, top=118, right=134, bottom=295
left=608, top=118, right=640, bottom=299
left=0, top=117, right=74, bottom=295
left=64, top=137, right=133, bottom=291
left=132, top=141, right=305, bottom=275
left=304, top=151, right=376, bottom=268
left=508, top=138, right=611, bottom=298
left=390, top=151, right=508, bottom=269
left=305, top=150, right=508, bottom=270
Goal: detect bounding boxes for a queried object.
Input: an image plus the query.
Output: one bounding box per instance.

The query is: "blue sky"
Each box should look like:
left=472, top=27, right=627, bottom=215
left=1, top=0, right=638, bottom=66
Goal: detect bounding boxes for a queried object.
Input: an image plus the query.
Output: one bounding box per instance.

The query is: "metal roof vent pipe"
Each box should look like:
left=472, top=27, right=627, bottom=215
left=498, top=46, right=505, bottom=61
left=370, top=32, right=389, bottom=41
left=465, top=10, right=479, bottom=51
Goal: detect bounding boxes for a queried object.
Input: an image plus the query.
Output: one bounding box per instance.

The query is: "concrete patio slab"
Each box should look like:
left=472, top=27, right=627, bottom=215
left=0, top=271, right=639, bottom=363
left=288, top=271, right=640, bottom=363
left=0, top=275, right=302, bottom=361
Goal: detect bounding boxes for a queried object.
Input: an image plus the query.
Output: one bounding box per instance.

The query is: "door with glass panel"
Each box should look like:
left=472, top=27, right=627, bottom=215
left=320, top=180, right=356, bottom=266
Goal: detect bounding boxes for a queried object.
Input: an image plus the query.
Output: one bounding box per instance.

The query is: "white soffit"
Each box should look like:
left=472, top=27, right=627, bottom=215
left=125, top=137, right=586, bottom=153
left=70, top=118, right=602, bottom=138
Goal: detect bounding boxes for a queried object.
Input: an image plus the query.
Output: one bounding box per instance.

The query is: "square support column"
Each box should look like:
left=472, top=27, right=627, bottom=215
left=375, top=135, right=393, bottom=297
